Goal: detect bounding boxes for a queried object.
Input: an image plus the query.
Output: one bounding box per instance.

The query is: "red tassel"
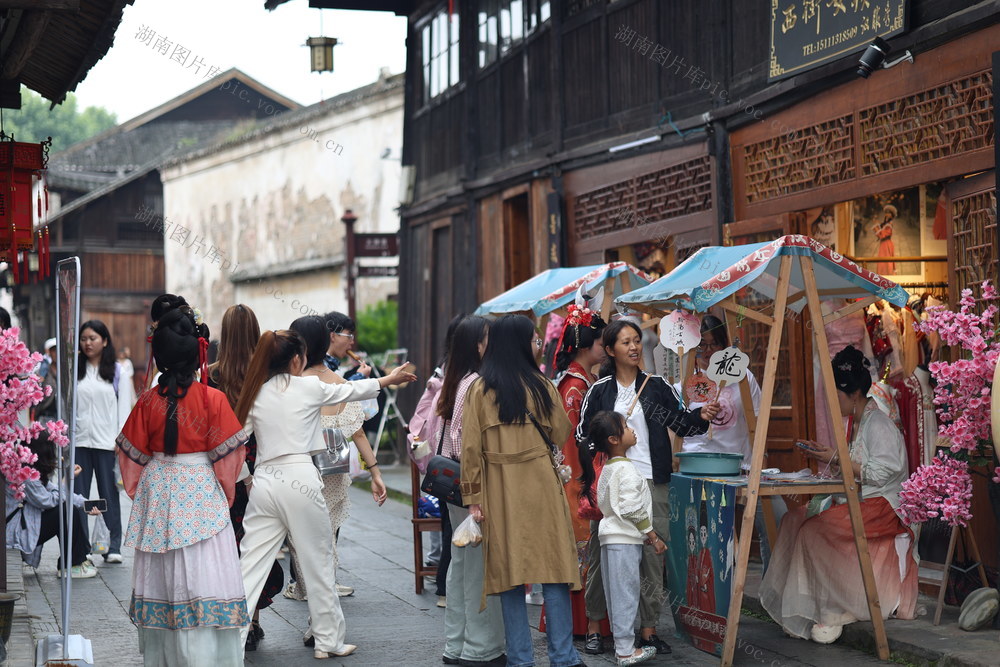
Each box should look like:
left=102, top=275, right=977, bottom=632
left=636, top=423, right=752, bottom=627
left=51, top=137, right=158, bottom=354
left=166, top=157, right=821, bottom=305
left=11, top=248, right=19, bottom=284
left=448, top=0, right=454, bottom=16
left=43, top=228, right=50, bottom=279
left=37, top=190, right=41, bottom=217
left=199, top=337, right=209, bottom=386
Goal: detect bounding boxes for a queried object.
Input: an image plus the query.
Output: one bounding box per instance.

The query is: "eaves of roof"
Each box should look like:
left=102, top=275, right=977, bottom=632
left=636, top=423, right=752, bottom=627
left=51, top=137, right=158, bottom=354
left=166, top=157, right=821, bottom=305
left=161, top=73, right=404, bottom=169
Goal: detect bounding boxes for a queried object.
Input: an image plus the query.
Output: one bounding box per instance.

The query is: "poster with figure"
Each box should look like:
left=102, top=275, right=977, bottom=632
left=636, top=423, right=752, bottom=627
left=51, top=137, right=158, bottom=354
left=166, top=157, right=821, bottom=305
left=849, top=189, right=922, bottom=282
left=921, top=183, right=948, bottom=256
left=666, top=474, right=736, bottom=656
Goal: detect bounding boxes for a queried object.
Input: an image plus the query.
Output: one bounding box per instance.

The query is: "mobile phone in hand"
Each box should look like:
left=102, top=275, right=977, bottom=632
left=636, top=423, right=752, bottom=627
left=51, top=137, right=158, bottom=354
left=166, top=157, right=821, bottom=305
left=83, top=499, right=107, bottom=513
left=794, top=440, right=818, bottom=452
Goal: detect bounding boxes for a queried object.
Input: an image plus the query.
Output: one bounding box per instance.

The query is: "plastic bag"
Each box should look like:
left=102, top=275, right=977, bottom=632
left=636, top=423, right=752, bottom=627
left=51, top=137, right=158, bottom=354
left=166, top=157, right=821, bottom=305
left=452, top=514, right=482, bottom=548
left=348, top=441, right=370, bottom=481
left=91, top=514, right=110, bottom=555
left=408, top=437, right=434, bottom=473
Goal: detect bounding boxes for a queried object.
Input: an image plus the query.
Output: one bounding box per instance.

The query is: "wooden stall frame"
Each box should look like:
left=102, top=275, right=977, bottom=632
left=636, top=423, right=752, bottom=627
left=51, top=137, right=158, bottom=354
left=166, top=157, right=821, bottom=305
left=720, top=254, right=890, bottom=665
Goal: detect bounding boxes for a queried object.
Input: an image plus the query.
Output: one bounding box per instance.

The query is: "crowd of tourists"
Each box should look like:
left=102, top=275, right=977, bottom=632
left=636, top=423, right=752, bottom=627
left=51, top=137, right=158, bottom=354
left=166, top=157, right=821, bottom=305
left=411, top=305, right=915, bottom=667
left=2, top=293, right=917, bottom=666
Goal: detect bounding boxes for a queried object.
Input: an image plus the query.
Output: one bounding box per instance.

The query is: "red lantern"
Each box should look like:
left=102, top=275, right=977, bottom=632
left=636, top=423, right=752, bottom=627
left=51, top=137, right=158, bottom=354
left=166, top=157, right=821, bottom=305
left=0, top=137, right=50, bottom=282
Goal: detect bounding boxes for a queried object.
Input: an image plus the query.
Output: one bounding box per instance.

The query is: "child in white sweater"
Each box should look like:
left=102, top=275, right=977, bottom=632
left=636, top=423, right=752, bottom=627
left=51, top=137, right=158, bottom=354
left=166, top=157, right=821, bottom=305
left=580, top=410, right=663, bottom=667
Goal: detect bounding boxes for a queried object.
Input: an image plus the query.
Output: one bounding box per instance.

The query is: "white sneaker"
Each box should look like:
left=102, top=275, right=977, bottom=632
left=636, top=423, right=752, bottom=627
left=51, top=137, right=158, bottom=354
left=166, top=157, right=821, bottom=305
left=525, top=591, right=544, bottom=605
left=105, top=553, right=123, bottom=564
left=70, top=562, right=98, bottom=579
left=336, top=584, right=354, bottom=597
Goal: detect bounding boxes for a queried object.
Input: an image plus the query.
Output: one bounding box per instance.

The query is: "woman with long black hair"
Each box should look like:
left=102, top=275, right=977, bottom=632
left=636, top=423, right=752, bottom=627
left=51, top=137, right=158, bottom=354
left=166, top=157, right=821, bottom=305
left=75, top=319, right=130, bottom=563
left=282, top=316, right=388, bottom=610
left=437, top=315, right=505, bottom=666
left=116, top=307, right=249, bottom=665
left=461, top=314, right=583, bottom=667
left=577, top=318, right=720, bottom=656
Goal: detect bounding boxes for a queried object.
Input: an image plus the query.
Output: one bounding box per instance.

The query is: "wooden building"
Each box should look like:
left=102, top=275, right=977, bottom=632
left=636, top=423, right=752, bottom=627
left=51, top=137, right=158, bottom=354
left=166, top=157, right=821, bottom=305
left=12, top=70, right=297, bottom=390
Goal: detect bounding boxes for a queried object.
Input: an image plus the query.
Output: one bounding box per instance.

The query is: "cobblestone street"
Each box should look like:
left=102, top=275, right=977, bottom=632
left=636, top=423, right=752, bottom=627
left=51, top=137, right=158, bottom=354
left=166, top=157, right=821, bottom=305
left=16, top=467, right=901, bottom=666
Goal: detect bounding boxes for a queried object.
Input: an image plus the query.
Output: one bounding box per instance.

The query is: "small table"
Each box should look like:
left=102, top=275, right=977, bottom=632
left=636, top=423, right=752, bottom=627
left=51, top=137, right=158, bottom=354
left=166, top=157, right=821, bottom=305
left=665, top=472, right=845, bottom=656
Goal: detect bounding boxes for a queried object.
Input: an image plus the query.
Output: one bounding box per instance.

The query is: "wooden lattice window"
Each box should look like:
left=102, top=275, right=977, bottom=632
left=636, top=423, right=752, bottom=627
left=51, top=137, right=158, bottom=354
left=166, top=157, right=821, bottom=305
left=859, top=71, right=994, bottom=177
left=738, top=70, right=995, bottom=208
left=950, top=175, right=998, bottom=315
left=741, top=115, right=854, bottom=205
left=572, top=156, right=713, bottom=240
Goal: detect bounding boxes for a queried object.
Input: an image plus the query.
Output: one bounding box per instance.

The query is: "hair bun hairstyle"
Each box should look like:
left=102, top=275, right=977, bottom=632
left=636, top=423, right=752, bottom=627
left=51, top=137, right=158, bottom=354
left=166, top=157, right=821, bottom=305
left=152, top=308, right=200, bottom=377
left=832, top=345, right=872, bottom=395
left=151, top=294, right=189, bottom=323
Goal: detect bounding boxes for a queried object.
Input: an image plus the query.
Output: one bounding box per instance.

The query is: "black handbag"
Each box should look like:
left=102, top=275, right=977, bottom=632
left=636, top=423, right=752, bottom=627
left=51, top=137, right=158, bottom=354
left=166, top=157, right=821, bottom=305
left=420, top=422, right=464, bottom=507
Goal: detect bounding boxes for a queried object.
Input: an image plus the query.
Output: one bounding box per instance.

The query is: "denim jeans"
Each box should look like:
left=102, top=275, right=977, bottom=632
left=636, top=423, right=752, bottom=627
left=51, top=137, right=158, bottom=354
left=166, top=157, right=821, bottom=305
left=74, top=448, right=121, bottom=554
left=499, top=583, right=581, bottom=667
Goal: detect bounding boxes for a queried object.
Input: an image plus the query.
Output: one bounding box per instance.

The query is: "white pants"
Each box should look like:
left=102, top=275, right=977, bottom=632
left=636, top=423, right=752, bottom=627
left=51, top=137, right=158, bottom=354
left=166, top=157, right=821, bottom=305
left=240, top=456, right=347, bottom=653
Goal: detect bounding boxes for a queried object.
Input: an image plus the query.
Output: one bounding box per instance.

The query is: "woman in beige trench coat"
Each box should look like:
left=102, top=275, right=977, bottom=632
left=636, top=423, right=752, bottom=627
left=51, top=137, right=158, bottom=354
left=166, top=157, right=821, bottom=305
left=461, top=314, right=585, bottom=667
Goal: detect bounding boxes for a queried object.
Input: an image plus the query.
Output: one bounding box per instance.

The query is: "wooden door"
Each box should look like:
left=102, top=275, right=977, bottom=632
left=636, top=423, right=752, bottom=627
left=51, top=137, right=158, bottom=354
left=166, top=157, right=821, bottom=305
left=502, top=193, right=533, bottom=290
left=722, top=215, right=812, bottom=479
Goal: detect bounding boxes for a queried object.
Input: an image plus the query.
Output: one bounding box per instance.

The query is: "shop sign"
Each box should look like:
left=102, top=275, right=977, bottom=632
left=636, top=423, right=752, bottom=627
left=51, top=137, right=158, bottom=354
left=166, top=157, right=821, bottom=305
left=353, top=233, right=398, bottom=257
left=356, top=265, right=399, bottom=278
left=769, top=0, right=908, bottom=81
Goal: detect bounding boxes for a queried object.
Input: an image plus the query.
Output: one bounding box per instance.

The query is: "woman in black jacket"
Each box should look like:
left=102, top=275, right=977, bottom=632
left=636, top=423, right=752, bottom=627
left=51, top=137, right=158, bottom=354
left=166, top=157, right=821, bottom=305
left=576, top=318, right=719, bottom=655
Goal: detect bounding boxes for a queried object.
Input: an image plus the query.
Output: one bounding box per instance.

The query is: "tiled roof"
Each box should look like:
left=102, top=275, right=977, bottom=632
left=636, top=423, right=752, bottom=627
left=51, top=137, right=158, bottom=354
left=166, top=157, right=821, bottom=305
left=164, top=72, right=404, bottom=167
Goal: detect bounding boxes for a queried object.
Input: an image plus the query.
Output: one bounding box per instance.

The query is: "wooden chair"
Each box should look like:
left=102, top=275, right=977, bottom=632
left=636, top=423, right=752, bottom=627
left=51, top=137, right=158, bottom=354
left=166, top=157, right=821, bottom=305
left=410, top=461, right=440, bottom=594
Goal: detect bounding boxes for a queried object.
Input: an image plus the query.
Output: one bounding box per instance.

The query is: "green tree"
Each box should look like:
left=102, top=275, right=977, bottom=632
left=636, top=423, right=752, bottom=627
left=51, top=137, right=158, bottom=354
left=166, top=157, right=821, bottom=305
left=356, top=300, right=398, bottom=357
left=1, top=87, right=117, bottom=152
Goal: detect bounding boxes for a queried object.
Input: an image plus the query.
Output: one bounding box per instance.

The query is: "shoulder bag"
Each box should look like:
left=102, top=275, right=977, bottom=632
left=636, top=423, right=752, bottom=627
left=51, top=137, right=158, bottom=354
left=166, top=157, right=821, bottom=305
left=312, top=425, right=351, bottom=475
left=420, top=423, right=464, bottom=507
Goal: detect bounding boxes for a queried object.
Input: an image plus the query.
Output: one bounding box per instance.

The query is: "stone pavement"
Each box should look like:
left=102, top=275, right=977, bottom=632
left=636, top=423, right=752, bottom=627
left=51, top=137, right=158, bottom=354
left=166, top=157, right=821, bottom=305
left=5, top=463, right=994, bottom=666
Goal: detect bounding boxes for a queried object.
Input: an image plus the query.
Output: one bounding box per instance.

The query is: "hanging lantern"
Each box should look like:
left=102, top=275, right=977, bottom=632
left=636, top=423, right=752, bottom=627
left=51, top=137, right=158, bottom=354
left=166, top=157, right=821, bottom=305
left=306, top=36, right=338, bottom=73
left=0, top=135, right=50, bottom=283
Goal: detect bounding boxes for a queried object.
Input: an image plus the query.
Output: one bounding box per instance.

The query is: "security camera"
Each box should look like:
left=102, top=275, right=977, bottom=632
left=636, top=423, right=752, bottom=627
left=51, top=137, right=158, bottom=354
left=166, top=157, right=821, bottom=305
left=857, top=37, right=913, bottom=78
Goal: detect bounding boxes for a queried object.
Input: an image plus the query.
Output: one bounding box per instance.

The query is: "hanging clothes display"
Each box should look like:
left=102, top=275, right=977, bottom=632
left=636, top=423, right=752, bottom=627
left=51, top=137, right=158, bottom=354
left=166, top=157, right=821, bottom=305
left=892, top=367, right=939, bottom=476
left=814, top=300, right=875, bottom=451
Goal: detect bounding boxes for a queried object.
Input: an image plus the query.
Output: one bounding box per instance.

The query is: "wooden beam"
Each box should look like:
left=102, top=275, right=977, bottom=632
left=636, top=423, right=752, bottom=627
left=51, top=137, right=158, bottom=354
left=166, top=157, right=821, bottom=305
left=823, top=295, right=877, bottom=325
left=718, top=297, right=774, bottom=327
left=0, top=0, right=78, bottom=9
left=721, top=254, right=792, bottom=667
left=0, top=10, right=52, bottom=79
left=640, top=316, right=660, bottom=330
left=801, top=254, right=890, bottom=661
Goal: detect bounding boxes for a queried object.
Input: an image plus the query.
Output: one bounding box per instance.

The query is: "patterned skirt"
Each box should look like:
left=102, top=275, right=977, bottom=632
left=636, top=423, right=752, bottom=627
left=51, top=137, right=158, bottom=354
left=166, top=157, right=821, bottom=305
left=127, top=453, right=248, bottom=664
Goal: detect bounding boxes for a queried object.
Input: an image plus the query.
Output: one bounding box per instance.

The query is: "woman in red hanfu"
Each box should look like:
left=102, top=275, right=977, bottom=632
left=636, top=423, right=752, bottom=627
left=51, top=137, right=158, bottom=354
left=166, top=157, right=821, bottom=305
left=116, top=306, right=250, bottom=666
left=873, top=205, right=898, bottom=275
left=552, top=305, right=608, bottom=649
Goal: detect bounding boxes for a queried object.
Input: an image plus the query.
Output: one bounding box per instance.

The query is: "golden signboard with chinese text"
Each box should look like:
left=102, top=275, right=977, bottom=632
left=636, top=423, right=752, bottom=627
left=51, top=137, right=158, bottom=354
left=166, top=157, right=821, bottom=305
left=769, top=0, right=908, bottom=81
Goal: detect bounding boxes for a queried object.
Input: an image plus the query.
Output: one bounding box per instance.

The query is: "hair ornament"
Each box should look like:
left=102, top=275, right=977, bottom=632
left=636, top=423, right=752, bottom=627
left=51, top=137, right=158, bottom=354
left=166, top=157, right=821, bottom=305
left=192, top=307, right=204, bottom=327
left=838, top=362, right=853, bottom=372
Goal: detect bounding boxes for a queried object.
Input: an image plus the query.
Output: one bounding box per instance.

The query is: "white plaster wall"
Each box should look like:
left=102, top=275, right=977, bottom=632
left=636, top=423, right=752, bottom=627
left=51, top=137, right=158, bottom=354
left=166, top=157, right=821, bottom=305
left=160, top=82, right=402, bottom=335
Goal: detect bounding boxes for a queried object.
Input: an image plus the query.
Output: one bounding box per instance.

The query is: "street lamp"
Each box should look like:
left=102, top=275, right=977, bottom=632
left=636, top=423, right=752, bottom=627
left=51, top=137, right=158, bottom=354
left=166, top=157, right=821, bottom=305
left=342, top=209, right=358, bottom=322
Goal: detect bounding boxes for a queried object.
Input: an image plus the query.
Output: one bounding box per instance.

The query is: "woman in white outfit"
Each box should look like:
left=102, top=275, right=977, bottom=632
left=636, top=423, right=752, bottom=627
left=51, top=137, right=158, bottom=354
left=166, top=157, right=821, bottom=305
left=234, top=329, right=415, bottom=659
left=283, top=316, right=388, bottom=611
